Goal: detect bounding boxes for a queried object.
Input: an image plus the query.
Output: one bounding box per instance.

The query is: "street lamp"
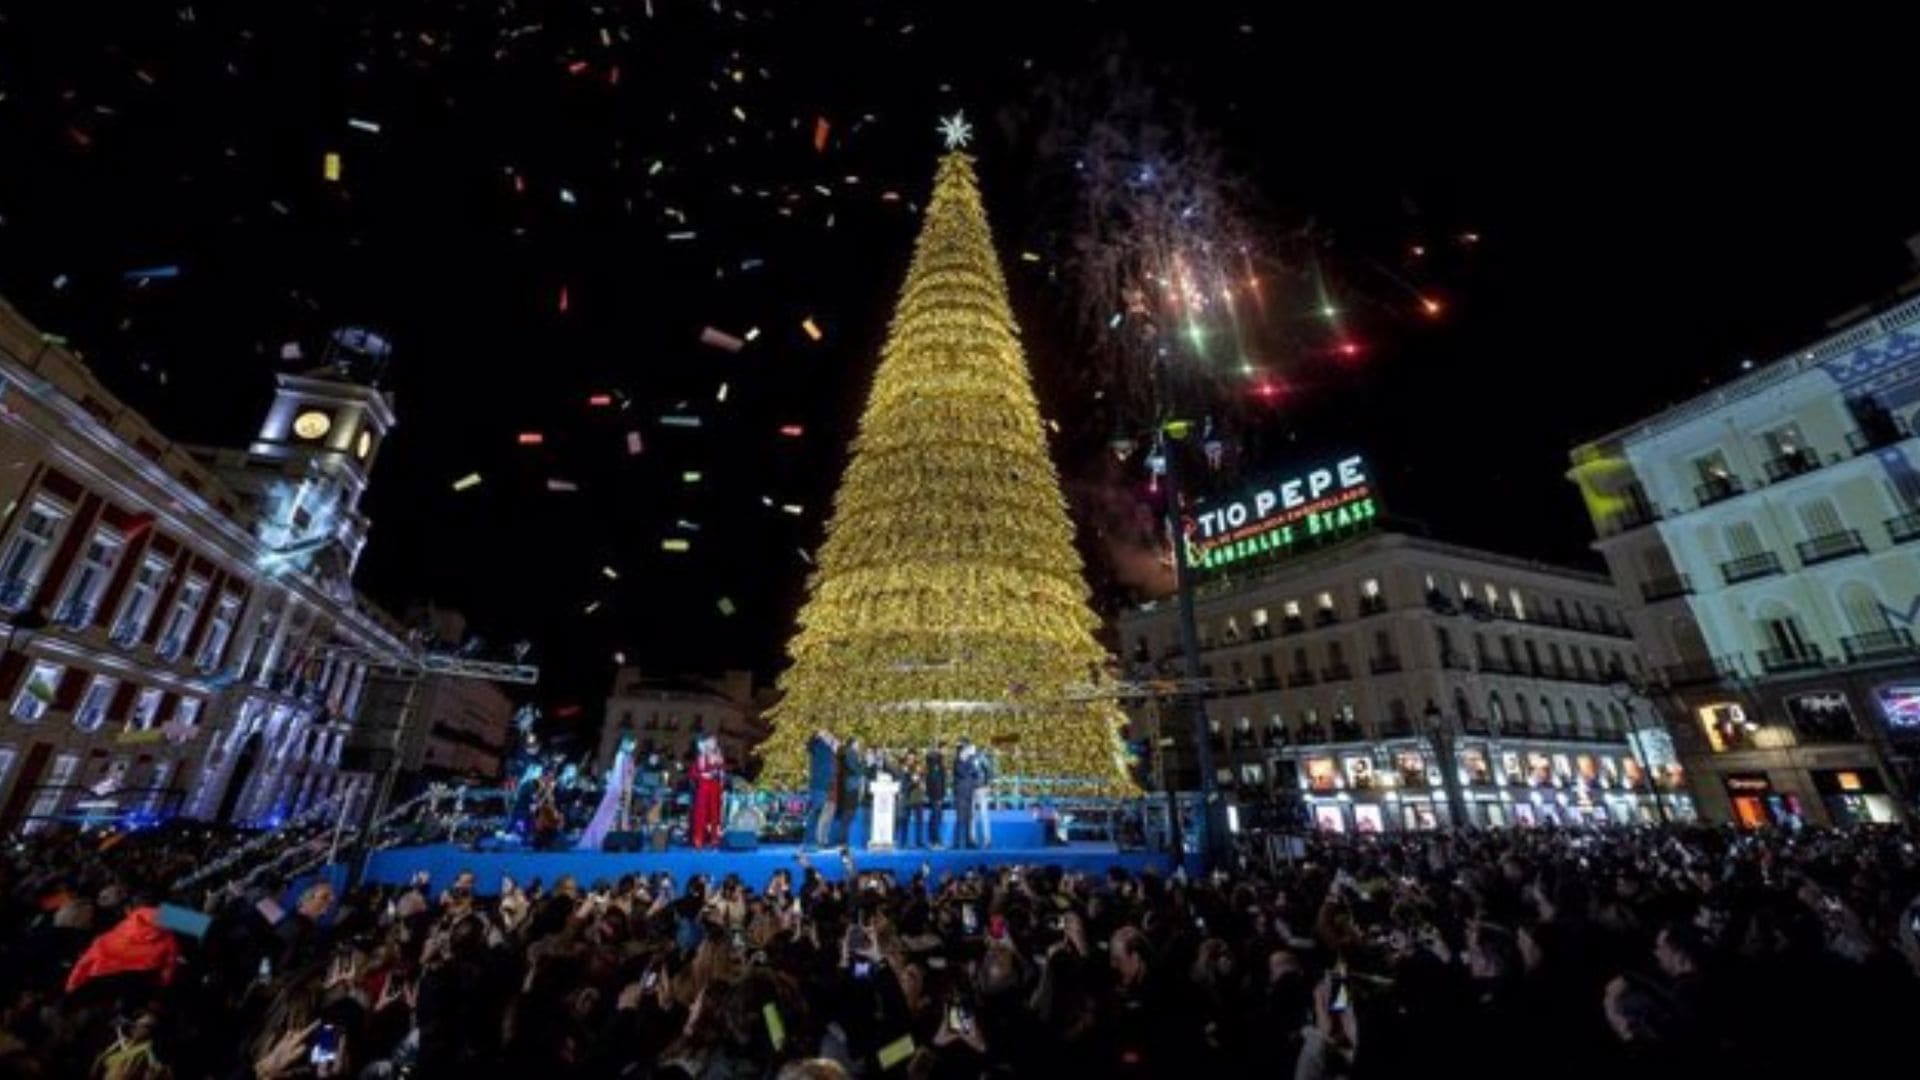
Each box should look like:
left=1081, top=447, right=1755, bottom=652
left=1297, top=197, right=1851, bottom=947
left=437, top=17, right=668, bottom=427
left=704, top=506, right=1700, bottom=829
left=1607, top=675, right=1672, bottom=824
left=1423, top=700, right=1470, bottom=828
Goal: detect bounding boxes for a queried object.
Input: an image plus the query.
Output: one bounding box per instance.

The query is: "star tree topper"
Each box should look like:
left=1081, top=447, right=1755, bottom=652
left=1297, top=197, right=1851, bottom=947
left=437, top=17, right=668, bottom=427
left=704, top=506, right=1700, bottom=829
left=938, top=111, right=973, bottom=150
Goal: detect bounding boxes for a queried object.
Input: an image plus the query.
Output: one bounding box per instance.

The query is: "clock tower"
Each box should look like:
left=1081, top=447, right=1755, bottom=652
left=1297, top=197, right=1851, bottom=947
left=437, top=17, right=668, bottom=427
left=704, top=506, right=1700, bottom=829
left=239, top=328, right=398, bottom=581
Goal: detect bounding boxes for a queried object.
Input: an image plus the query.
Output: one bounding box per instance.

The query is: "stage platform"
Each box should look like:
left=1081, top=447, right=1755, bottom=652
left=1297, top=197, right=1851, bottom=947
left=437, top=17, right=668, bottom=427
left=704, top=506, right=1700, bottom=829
left=365, top=841, right=1171, bottom=895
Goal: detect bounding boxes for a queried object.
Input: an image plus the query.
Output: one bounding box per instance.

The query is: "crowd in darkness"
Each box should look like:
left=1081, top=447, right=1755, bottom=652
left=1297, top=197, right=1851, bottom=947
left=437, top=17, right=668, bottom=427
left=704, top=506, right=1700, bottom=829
left=1, top=822, right=1917, bottom=1079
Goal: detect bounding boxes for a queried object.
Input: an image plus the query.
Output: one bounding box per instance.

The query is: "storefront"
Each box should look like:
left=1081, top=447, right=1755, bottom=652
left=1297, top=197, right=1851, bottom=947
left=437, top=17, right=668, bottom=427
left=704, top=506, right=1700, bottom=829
left=1811, top=768, right=1898, bottom=825
left=1724, top=772, right=1803, bottom=829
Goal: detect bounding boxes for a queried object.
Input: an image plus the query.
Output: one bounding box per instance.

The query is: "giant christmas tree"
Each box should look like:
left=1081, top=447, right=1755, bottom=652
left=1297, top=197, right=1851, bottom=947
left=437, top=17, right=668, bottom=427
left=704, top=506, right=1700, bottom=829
left=758, top=122, right=1135, bottom=795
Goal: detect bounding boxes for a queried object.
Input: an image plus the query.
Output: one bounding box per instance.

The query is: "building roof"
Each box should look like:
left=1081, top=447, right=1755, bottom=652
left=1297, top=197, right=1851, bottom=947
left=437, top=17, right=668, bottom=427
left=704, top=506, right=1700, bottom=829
left=1573, top=291, right=1920, bottom=454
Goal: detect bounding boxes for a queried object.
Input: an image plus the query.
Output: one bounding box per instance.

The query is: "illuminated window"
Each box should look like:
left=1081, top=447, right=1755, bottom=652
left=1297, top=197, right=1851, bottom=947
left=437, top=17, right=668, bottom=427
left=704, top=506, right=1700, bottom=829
left=1485, top=583, right=1501, bottom=608
left=1317, top=591, right=1335, bottom=610
left=1458, top=578, right=1474, bottom=599
left=1424, top=572, right=1439, bottom=593
left=58, top=532, right=122, bottom=624
left=115, top=558, right=169, bottom=642
left=74, top=677, right=116, bottom=732
left=1509, top=589, right=1527, bottom=620
left=1283, top=600, right=1301, bottom=618
left=1697, top=702, right=1751, bottom=753
left=130, top=688, right=164, bottom=731
left=11, top=662, right=62, bottom=723
left=1250, top=607, right=1269, bottom=627
left=1361, top=579, right=1381, bottom=598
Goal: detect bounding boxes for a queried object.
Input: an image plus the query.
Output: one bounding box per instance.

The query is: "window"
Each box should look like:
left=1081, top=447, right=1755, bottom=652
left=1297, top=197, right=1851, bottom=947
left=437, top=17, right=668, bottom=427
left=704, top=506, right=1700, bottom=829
left=1725, top=521, right=1765, bottom=559
left=157, top=579, right=206, bottom=659
left=58, top=532, right=121, bottom=625
left=1502, top=636, right=1520, bottom=668
left=1327, top=641, right=1346, bottom=665
left=1839, top=582, right=1890, bottom=635
left=1585, top=702, right=1603, bottom=733
left=1283, top=600, right=1301, bottom=619
left=1361, top=578, right=1381, bottom=598
left=1485, top=583, right=1501, bottom=608
left=1516, top=695, right=1534, bottom=729
left=1561, top=698, right=1577, bottom=731
left=1489, top=693, right=1506, bottom=727
left=1797, top=498, right=1845, bottom=540
left=0, top=746, right=15, bottom=794
left=1250, top=607, right=1269, bottom=627
left=129, top=688, right=164, bottom=731
left=0, top=502, right=64, bottom=604
left=174, top=698, right=203, bottom=730
left=74, top=676, right=116, bottom=732
left=1458, top=578, right=1474, bottom=599
left=1549, top=643, right=1566, bottom=674
left=1316, top=591, right=1335, bottom=611
left=11, top=662, right=62, bottom=722
left=1524, top=639, right=1541, bottom=671
left=1508, top=589, right=1527, bottom=620
left=115, top=558, right=169, bottom=642
left=27, top=753, right=79, bottom=831
left=197, top=594, right=241, bottom=670
left=142, top=762, right=173, bottom=814
left=1693, top=451, right=1734, bottom=483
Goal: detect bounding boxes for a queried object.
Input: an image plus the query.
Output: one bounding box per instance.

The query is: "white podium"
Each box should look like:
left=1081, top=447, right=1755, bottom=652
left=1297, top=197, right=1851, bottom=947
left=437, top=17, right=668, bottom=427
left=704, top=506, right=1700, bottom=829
left=868, top=775, right=899, bottom=851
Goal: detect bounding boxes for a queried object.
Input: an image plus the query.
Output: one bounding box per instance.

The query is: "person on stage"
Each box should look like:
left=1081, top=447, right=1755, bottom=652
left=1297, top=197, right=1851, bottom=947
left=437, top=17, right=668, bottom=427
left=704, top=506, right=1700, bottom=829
left=832, top=736, right=866, bottom=849
left=803, top=729, right=838, bottom=852
left=690, top=735, right=727, bottom=849
left=900, top=751, right=925, bottom=849
left=952, top=741, right=980, bottom=850
left=577, top=732, right=637, bottom=851
left=924, top=741, right=947, bottom=849
left=971, top=745, right=995, bottom=849
left=530, top=764, right=564, bottom=851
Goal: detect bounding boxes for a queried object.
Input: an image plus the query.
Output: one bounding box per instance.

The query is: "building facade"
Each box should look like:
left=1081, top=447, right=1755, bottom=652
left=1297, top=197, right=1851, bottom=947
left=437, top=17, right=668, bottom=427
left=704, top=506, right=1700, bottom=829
left=1570, top=294, right=1920, bottom=827
left=1119, top=531, right=1686, bottom=832
left=0, top=299, right=411, bottom=832
left=596, top=669, right=765, bottom=775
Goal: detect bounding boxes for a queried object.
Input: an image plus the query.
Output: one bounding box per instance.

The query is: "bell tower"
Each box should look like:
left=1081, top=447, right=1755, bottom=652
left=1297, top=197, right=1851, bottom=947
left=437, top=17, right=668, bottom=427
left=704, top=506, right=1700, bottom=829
left=243, top=328, right=397, bottom=581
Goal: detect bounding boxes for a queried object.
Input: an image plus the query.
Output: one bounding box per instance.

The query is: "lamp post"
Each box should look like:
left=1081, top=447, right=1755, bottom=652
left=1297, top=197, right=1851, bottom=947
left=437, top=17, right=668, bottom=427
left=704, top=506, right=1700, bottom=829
left=1607, top=675, right=1672, bottom=824
left=1146, top=339, right=1228, bottom=871
left=1423, top=700, right=1470, bottom=828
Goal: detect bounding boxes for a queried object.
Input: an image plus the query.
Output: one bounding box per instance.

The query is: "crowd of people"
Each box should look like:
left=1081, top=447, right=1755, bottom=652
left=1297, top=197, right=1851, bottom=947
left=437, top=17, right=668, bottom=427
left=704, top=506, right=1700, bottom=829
left=1, top=819, right=1917, bottom=1078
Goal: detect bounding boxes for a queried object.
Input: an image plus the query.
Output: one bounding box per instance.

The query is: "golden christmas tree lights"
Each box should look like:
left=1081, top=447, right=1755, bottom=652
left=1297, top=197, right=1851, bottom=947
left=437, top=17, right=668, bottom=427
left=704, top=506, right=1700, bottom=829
left=757, top=145, right=1136, bottom=795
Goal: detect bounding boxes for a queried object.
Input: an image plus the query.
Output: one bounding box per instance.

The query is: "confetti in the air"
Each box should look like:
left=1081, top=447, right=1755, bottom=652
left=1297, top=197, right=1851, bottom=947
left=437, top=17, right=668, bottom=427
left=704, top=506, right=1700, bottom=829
left=323, top=152, right=342, bottom=182
left=801, top=316, right=823, bottom=341
left=700, top=326, right=745, bottom=352
left=452, top=473, right=483, bottom=492
left=661, top=538, right=691, bottom=552
left=625, top=431, right=644, bottom=455
left=717, top=596, right=736, bottom=616
left=517, top=432, right=544, bottom=445
left=547, top=478, right=579, bottom=492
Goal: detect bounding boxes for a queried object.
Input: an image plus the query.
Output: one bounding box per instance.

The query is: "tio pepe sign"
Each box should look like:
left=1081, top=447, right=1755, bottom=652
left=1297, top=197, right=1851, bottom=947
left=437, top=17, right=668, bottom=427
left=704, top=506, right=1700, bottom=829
left=1183, top=454, right=1377, bottom=573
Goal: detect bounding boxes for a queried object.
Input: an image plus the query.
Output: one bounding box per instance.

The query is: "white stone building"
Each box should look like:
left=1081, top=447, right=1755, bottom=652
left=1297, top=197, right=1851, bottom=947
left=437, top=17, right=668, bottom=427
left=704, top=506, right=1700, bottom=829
left=1570, top=293, right=1920, bottom=827
left=1119, top=530, right=1684, bottom=832
left=596, top=668, right=766, bottom=777
left=0, top=298, right=412, bottom=831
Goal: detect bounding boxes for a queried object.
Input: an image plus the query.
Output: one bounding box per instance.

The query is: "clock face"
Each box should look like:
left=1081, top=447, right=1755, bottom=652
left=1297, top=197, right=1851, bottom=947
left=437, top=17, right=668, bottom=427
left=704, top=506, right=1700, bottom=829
left=356, top=429, right=372, bottom=459
left=292, top=410, right=332, bottom=440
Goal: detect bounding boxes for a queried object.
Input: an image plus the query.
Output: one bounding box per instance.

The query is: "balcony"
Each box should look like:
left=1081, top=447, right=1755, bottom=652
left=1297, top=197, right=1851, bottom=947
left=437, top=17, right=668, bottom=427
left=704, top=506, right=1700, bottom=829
left=1287, top=669, right=1317, bottom=688
left=1695, top=475, right=1745, bottom=508
left=1478, top=654, right=1517, bottom=675
left=1358, top=595, right=1388, bottom=617
left=1369, top=653, right=1403, bottom=674
left=1314, top=608, right=1340, bottom=628
left=1320, top=662, right=1353, bottom=682
left=1607, top=502, right=1662, bottom=533
left=1761, top=448, right=1822, bottom=483
left=1440, top=650, right=1473, bottom=671
left=111, top=620, right=144, bottom=647
left=1281, top=617, right=1306, bottom=636
left=1886, top=512, right=1920, bottom=545
left=1425, top=590, right=1459, bottom=615
left=1641, top=573, right=1693, bottom=603
left=157, top=635, right=185, bottom=662
left=1757, top=643, right=1825, bottom=674
left=1720, top=551, right=1784, bottom=584
left=1795, top=530, right=1867, bottom=566
left=1842, top=628, right=1915, bottom=663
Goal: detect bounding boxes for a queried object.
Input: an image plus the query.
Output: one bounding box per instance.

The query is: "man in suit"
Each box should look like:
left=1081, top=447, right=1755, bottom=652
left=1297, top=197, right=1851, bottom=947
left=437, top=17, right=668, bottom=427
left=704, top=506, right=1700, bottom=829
left=899, top=752, right=924, bottom=849
left=924, top=742, right=948, bottom=849
left=952, top=741, right=979, bottom=850
left=833, top=736, right=866, bottom=849
left=803, top=729, right=837, bottom=851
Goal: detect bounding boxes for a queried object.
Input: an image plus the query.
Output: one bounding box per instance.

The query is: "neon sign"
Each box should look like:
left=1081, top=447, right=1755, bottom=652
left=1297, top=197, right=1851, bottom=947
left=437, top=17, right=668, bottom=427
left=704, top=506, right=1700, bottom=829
left=1183, top=454, right=1378, bottom=573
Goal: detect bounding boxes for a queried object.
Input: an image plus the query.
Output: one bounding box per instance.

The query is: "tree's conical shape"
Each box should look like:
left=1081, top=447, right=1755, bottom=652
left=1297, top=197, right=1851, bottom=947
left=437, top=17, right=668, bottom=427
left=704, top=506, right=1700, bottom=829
left=757, top=151, right=1135, bottom=795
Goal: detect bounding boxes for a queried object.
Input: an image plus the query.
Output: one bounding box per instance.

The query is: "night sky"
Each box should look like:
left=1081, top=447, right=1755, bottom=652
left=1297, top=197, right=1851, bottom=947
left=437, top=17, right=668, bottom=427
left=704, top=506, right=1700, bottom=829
left=2, top=3, right=1916, bottom=730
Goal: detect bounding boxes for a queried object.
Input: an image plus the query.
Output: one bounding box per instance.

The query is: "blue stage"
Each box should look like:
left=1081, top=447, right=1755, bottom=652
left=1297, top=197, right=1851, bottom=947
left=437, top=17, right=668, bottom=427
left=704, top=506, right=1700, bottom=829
left=366, top=841, right=1167, bottom=894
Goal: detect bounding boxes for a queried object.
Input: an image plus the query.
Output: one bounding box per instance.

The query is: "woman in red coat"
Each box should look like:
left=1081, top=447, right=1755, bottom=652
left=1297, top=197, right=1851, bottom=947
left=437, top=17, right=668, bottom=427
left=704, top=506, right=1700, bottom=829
left=690, top=735, right=727, bottom=849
